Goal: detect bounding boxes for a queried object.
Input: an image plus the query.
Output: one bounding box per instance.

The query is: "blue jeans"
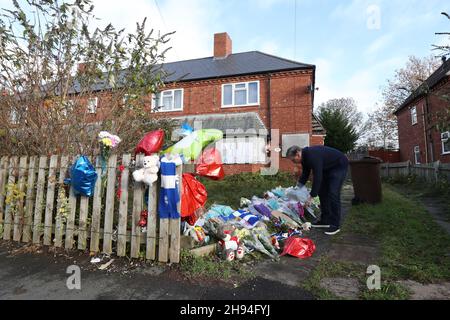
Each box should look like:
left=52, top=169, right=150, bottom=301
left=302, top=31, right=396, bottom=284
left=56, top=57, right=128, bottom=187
left=318, top=164, right=348, bottom=228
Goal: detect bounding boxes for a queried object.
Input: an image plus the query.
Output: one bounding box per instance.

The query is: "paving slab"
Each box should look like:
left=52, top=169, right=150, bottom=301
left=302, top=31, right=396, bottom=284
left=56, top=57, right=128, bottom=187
left=398, top=280, right=450, bottom=300
left=320, top=277, right=361, bottom=300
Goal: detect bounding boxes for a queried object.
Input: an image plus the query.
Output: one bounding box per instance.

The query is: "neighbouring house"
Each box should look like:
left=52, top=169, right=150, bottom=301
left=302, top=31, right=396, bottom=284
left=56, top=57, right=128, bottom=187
left=394, top=57, right=450, bottom=164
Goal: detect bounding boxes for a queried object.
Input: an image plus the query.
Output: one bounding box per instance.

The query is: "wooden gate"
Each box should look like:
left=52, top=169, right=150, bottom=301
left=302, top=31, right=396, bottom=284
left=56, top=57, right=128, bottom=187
left=0, top=154, right=181, bottom=263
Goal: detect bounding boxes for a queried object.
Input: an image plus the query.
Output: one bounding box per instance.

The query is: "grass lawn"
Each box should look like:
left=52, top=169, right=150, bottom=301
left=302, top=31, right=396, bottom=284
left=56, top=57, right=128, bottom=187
left=198, top=172, right=298, bottom=209
left=385, top=176, right=450, bottom=222
left=304, top=184, right=450, bottom=300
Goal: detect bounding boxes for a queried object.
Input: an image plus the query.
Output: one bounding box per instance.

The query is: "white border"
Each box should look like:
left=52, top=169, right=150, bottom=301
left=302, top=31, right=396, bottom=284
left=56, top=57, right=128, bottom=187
left=221, top=80, right=260, bottom=108
left=152, top=88, right=184, bottom=113
left=411, top=106, right=418, bottom=125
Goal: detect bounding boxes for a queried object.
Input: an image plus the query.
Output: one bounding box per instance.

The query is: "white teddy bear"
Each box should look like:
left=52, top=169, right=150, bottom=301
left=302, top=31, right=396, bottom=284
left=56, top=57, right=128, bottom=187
left=132, top=155, right=160, bottom=185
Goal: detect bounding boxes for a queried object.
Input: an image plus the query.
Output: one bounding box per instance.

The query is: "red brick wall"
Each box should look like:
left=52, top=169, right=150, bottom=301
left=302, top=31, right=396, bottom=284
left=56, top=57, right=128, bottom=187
left=427, top=88, right=450, bottom=163
left=396, top=81, right=450, bottom=164
left=397, top=99, right=427, bottom=163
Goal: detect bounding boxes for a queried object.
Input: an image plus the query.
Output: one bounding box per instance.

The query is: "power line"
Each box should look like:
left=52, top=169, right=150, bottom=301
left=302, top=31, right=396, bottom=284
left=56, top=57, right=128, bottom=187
left=294, top=0, right=297, bottom=61
left=153, top=0, right=180, bottom=61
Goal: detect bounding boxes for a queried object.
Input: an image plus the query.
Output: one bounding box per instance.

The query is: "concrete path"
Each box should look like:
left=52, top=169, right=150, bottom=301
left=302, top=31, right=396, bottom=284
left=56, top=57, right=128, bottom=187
left=0, top=242, right=315, bottom=300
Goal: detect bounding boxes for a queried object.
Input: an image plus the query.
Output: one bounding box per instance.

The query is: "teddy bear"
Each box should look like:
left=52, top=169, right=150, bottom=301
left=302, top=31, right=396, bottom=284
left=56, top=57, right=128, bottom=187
left=217, top=224, right=245, bottom=262
left=132, top=155, right=160, bottom=185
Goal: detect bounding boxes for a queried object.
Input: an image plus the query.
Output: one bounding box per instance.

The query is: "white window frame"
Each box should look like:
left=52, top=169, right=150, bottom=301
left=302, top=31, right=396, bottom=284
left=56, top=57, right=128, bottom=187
left=221, top=81, right=260, bottom=108
left=442, top=131, right=450, bottom=155
left=414, top=146, right=421, bottom=164
left=87, top=97, right=98, bottom=114
left=152, top=89, right=184, bottom=112
left=411, top=106, right=418, bottom=125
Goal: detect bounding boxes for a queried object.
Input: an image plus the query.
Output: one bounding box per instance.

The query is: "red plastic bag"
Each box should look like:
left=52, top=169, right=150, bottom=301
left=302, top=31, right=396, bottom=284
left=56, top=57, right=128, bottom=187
left=135, top=129, right=165, bottom=156
left=181, top=173, right=208, bottom=225
left=280, top=237, right=316, bottom=259
left=195, top=148, right=225, bottom=180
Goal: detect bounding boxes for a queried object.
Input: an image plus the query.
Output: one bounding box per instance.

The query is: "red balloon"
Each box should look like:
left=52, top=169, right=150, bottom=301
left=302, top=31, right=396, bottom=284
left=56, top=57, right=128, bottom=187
left=181, top=173, right=208, bottom=225
left=195, top=148, right=225, bottom=180
left=280, top=237, right=316, bottom=259
left=135, top=129, right=165, bottom=156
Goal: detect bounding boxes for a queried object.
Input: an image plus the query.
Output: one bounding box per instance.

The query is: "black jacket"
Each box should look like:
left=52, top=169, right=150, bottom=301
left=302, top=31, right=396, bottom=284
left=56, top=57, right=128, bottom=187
left=298, top=146, right=348, bottom=197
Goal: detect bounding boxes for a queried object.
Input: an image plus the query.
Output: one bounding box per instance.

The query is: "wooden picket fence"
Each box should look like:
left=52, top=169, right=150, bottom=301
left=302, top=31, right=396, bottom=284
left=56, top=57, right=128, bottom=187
left=0, top=154, right=181, bottom=263
left=381, top=160, right=450, bottom=184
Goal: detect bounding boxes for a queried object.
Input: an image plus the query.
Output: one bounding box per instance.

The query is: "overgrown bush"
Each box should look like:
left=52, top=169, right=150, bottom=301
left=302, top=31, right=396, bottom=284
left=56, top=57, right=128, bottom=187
left=0, top=0, right=176, bottom=156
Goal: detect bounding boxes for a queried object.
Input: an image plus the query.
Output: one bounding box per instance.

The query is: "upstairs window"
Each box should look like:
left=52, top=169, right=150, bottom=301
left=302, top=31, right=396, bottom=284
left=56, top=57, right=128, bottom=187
left=442, top=131, right=450, bottom=154
left=414, top=146, right=421, bottom=164
left=411, top=106, right=417, bottom=125
left=152, top=89, right=183, bottom=112
left=222, top=81, right=259, bottom=107
left=87, top=97, right=98, bottom=114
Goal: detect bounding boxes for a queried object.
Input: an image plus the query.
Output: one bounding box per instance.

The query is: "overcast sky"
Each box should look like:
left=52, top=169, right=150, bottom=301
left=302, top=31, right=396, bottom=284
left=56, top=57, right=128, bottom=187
left=2, top=0, right=450, bottom=116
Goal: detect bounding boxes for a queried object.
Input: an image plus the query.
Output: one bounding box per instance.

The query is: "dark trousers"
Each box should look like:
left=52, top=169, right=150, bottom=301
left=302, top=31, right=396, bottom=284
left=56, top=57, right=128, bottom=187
left=318, top=165, right=348, bottom=228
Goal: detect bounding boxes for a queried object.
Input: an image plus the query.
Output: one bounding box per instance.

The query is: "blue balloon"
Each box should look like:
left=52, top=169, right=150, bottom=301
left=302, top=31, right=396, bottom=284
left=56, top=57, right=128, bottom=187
left=69, top=156, right=98, bottom=197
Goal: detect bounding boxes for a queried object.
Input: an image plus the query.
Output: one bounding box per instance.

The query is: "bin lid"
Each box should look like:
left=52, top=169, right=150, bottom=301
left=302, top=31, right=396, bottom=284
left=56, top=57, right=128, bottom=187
left=349, top=156, right=382, bottom=164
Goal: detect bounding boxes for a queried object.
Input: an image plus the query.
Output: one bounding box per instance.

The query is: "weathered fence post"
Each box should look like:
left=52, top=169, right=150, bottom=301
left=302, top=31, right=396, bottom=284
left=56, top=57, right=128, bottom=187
left=89, top=157, right=103, bottom=253
left=3, top=157, right=18, bottom=241
left=13, top=156, right=28, bottom=242
left=131, top=154, right=144, bottom=259
left=117, top=154, right=131, bottom=257
left=169, top=165, right=182, bottom=264
left=434, top=161, right=441, bottom=183
left=0, top=157, right=9, bottom=230
left=103, top=154, right=118, bottom=254
left=22, top=156, right=37, bottom=243
left=406, top=160, right=411, bottom=176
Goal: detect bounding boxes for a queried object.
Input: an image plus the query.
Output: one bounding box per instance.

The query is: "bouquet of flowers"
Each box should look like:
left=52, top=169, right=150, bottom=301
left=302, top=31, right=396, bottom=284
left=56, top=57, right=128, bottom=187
left=98, top=131, right=121, bottom=174
left=98, top=131, right=121, bottom=157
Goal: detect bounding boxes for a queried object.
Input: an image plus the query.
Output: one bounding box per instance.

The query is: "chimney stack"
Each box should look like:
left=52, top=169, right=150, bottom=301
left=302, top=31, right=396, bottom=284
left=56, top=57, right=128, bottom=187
left=77, top=62, right=87, bottom=74
left=214, top=32, right=232, bottom=59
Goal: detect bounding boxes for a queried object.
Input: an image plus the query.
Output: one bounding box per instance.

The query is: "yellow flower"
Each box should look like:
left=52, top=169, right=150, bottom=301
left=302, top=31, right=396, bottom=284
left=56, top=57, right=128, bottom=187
left=102, top=138, right=112, bottom=147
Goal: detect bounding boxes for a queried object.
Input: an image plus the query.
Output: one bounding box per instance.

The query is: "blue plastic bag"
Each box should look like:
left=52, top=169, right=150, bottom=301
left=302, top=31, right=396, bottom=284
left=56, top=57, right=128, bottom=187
left=66, top=156, right=98, bottom=197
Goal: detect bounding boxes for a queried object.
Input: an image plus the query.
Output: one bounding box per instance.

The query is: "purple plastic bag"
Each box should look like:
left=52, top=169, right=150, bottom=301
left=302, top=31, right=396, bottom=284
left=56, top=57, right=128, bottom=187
left=254, top=203, right=272, bottom=218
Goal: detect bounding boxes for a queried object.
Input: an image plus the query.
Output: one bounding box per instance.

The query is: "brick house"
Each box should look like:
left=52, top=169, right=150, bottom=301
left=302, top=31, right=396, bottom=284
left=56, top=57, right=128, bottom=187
left=34, top=32, right=324, bottom=174
left=149, top=32, right=325, bottom=174
left=394, top=58, right=450, bottom=164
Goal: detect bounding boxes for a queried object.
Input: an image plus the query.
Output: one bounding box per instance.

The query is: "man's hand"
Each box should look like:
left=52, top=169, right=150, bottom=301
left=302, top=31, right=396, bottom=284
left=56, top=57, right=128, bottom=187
left=304, top=195, right=313, bottom=208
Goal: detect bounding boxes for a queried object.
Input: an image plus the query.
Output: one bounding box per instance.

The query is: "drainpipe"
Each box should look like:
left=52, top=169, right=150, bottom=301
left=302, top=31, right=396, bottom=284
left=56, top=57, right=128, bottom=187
left=267, top=75, right=272, bottom=133
left=424, top=94, right=435, bottom=162
left=422, top=103, right=429, bottom=163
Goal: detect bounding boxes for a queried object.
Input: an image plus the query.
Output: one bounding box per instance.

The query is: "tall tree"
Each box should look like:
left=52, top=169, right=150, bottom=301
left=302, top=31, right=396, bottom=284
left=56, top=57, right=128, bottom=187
left=316, top=97, right=364, bottom=136
left=316, top=107, right=359, bottom=153
left=364, top=104, right=398, bottom=149
left=382, top=55, right=440, bottom=112
left=0, top=0, right=175, bottom=156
